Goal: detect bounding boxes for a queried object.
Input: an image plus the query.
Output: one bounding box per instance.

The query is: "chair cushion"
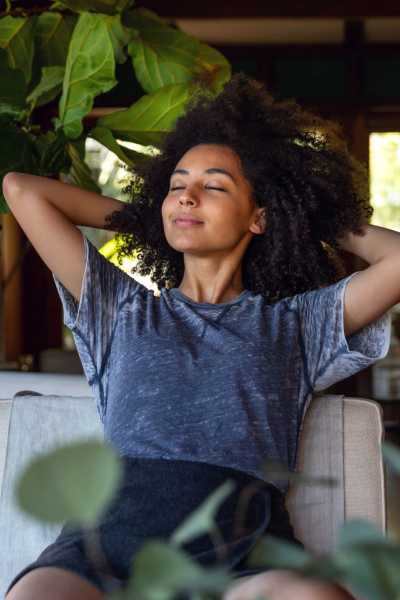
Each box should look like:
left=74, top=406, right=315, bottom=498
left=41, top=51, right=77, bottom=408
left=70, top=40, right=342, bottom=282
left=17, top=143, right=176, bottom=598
left=286, top=394, right=345, bottom=555
left=343, top=398, right=386, bottom=529
left=0, top=395, right=103, bottom=599
left=0, top=373, right=92, bottom=399
left=286, top=394, right=386, bottom=556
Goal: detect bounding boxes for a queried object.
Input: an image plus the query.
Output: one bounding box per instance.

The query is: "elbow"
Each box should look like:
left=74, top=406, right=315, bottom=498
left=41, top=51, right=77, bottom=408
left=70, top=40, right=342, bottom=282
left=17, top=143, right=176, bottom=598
left=3, top=172, right=20, bottom=199
left=2, top=172, right=29, bottom=205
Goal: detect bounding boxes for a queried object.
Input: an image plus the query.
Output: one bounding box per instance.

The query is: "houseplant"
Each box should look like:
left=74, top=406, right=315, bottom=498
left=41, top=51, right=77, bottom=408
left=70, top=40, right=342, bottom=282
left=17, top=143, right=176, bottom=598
left=14, top=437, right=400, bottom=600
left=0, top=0, right=231, bottom=214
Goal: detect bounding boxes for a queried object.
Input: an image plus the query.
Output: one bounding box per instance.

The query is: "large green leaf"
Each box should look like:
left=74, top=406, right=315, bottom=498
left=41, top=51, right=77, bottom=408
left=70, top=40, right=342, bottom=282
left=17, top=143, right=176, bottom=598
left=16, top=439, right=123, bottom=526
left=89, top=125, right=151, bottom=167
left=54, top=0, right=135, bottom=14
left=195, top=42, right=232, bottom=94
left=31, top=129, right=71, bottom=176
left=26, top=66, right=65, bottom=110
left=0, top=48, right=27, bottom=119
left=103, top=13, right=133, bottom=64
left=336, top=519, right=389, bottom=548
left=0, top=119, right=36, bottom=213
left=333, top=518, right=400, bottom=599
left=125, top=8, right=200, bottom=93
left=58, top=12, right=118, bottom=139
left=96, top=81, right=202, bottom=146
left=123, top=8, right=231, bottom=94
left=66, top=140, right=101, bottom=192
left=0, top=15, right=36, bottom=84
left=35, top=11, right=78, bottom=67
left=335, top=543, right=400, bottom=600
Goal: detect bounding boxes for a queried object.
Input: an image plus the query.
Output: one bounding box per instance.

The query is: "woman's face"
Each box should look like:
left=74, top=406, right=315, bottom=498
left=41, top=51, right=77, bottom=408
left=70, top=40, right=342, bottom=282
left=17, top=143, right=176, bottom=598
left=161, top=143, right=265, bottom=256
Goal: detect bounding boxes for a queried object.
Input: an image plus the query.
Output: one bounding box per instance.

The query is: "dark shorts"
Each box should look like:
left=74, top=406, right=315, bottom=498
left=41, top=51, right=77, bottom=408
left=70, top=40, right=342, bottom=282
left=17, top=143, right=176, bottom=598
left=6, top=457, right=304, bottom=597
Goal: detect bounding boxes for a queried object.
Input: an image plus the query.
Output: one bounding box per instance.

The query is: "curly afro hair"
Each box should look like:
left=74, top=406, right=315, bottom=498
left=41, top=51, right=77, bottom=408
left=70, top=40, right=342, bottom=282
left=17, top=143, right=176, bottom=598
left=104, top=71, right=373, bottom=304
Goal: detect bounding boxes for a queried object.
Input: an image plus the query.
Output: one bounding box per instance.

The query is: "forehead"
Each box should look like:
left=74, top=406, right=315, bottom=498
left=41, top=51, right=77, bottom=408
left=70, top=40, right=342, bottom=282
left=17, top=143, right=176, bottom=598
left=176, top=144, right=240, bottom=169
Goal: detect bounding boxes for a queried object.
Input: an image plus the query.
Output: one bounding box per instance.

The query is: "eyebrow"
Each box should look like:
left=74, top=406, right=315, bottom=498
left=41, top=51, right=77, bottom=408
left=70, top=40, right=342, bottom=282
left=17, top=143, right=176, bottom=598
left=171, top=168, right=237, bottom=185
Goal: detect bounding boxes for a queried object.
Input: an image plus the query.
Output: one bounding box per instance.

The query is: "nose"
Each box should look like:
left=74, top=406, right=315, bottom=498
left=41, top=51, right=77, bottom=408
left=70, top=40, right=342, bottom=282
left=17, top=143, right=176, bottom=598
left=178, top=193, right=196, bottom=206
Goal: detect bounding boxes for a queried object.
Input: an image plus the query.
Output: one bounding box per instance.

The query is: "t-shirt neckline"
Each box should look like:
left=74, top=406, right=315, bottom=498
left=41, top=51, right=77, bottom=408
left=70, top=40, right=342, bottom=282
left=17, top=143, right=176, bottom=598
left=168, top=287, right=251, bottom=308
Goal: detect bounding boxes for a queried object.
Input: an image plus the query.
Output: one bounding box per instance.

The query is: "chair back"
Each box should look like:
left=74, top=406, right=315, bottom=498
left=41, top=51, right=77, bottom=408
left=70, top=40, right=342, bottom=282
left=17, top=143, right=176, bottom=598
left=286, top=394, right=386, bottom=555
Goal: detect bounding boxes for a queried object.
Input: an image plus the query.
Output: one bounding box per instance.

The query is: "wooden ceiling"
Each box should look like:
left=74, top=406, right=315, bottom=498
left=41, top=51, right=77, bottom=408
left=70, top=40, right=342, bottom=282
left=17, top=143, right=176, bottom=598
left=5, top=0, right=400, bottom=18
left=138, top=0, right=400, bottom=18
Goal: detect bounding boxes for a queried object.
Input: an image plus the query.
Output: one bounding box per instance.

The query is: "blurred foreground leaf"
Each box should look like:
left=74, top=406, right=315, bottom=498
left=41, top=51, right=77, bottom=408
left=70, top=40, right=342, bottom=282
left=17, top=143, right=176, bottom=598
left=170, top=479, right=236, bottom=547
left=125, top=540, right=232, bottom=600
left=16, top=439, right=123, bottom=527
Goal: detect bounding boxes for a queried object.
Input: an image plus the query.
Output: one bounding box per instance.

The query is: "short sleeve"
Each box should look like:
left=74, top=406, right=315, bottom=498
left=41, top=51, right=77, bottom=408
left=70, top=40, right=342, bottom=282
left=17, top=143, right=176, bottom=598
left=292, top=271, right=392, bottom=392
left=52, top=232, right=142, bottom=421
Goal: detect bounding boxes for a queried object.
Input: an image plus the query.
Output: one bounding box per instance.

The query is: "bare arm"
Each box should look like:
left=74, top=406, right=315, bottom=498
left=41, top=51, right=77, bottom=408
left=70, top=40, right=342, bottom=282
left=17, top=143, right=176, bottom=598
left=2, top=172, right=126, bottom=302
left=2, top=172, right=124, bottom=229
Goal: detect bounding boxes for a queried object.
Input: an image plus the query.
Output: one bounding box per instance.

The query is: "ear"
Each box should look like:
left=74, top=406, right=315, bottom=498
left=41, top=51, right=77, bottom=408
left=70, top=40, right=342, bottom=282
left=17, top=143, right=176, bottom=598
left=249, top=208, right=267, bottom=235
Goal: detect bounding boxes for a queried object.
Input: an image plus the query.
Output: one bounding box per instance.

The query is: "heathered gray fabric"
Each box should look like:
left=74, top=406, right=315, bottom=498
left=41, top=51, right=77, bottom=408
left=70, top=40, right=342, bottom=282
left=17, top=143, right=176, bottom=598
left=52, top=233, right=391, bottom=494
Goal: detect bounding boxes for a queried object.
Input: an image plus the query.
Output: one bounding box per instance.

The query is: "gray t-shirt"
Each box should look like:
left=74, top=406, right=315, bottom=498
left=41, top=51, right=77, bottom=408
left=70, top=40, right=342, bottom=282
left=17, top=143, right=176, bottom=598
left=53, top=233, right=391, bottom=493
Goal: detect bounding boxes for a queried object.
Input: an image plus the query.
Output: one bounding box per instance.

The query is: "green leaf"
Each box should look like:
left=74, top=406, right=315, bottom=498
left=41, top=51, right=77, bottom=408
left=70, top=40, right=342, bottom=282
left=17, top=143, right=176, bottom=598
left=0, top=48, right=27, bottom=119
left=247, top=536, right=354, bottom=592
left=0, top=119, right=36, bottom=213
left=35, top=12, right=78, bottom=67
left=335, top=544, right=400, bottom=600
left=332, top=518, right=400, bottom=599
left=66, top=140, right=101, bottom=192
left=123, top=8, right=231, bottom=94
left=260, top=457, right=339, bottom=489
left=96, top=81, right=201, bottom=147
left=56, top=0, right=135, bottom=14
left=26, top=66, right=65, bottom=109
left=194, top=42, right=232, bottom=94
left=125, top=8, right=200, bottom=93
left=336, top=519, right=389, bottom=549
left=0, top=15, right=36, bottom=84
left=127, top=540, right=231, bottom=599
left=170, top=479, right=236, bottom=547
left=15, top=439, right=123, bottom=527
left=246, top=534, right=313, bottom=571
left=31, top=129, right=71, bottom=176
left=382, top=440, right=400, bottom=475
left=58, top=12, right=118, bottom=139
left=89, top=125, right=151, bottom=167
left=103, top=13, right=132, bottom=64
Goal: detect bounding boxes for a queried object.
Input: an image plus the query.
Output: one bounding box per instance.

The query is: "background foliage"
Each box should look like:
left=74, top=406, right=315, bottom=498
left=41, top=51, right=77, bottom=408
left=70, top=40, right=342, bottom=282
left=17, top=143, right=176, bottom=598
left=0, top=0, right=231, bottom=213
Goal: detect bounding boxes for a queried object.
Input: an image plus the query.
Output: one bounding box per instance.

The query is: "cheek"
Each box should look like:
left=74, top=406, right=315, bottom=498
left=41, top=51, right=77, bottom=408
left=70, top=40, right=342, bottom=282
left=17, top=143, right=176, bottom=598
left=161, top=196, right=171, bottom=219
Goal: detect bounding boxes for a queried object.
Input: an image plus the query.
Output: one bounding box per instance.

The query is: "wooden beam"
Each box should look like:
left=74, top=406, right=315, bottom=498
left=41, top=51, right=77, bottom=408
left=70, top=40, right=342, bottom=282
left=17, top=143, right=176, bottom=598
left=140, top=0, right=400, bottom=18
left=1, top=212, right=23, bottom=363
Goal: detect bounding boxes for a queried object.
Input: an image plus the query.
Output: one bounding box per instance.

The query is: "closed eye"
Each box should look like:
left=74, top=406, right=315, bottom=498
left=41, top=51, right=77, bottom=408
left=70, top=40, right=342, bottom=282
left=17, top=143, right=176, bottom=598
left=170, top=186, right=226, bottom=192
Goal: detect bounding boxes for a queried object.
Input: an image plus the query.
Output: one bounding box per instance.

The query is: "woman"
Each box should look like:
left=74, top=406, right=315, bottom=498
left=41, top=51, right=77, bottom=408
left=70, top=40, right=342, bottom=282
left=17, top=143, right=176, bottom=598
left=3, top=73, right=392, bottom=600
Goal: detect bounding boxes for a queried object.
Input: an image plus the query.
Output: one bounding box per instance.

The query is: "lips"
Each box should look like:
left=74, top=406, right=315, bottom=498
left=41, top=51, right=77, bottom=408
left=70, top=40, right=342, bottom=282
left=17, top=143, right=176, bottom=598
left=173, top=216, right=203, bottom=224
left=175, top=219, right=202, bottom=224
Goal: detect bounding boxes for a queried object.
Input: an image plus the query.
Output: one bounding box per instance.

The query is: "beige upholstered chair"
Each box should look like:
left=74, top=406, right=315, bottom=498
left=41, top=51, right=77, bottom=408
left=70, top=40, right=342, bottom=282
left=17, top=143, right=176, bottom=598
left=287, top=394, right=387, bottom=555
left=0, top=391, right=388, bottom=597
